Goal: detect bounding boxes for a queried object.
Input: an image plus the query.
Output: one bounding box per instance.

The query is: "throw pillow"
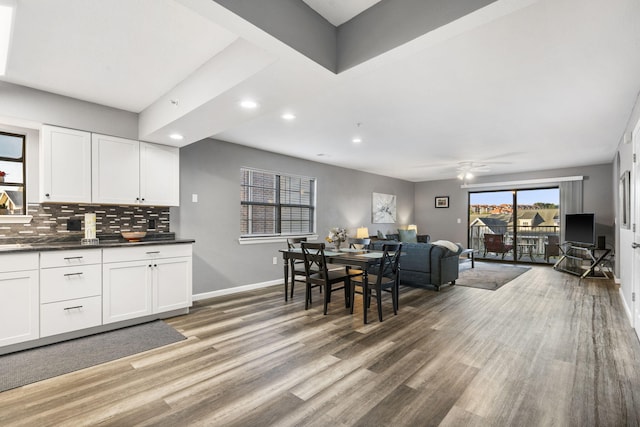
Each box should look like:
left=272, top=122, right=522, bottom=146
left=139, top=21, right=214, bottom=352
left=377, top=230, right=387, bottom=240
left=397, top=229, right=418, bottom=243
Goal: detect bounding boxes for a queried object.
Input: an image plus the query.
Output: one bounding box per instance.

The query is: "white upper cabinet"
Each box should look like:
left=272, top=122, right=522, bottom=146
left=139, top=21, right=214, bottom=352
left=140, top=142, right=179, bottom=206
left=91, top=133, right=140, bottom=205
left=40, top=125, right=92, bottom=203
left=92, top=134, right=179, bottom=206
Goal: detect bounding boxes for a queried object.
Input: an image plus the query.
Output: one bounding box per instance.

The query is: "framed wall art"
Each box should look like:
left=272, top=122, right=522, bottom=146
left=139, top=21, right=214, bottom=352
left=372, top=192, right=396, bottom=223
left=435, top=196, right=449, bottom=208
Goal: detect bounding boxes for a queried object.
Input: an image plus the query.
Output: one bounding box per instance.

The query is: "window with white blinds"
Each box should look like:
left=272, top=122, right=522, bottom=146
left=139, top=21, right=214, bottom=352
left=240, top=168, right=315, bottom=237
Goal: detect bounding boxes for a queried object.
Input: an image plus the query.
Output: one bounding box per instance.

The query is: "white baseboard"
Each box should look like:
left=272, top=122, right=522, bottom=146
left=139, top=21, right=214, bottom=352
left=619, top=287, right=634, bottom=326
left=193, top=279, right=282, bottom=301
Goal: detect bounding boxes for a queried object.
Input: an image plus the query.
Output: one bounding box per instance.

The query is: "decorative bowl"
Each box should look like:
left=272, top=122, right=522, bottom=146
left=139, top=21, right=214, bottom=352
left=121, top=231, right=147, bottom=242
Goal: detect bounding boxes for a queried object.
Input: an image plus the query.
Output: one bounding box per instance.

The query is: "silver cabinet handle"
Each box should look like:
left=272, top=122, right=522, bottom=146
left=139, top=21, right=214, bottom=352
left=146, top=251, right=160, bottom=254
left=63, top=272, right=84, bottom=277
left=64, top=305, right=83, bottom=311
left=632, top=242, right=640, bottom=249
left=64, top=256, right=83, bottom=260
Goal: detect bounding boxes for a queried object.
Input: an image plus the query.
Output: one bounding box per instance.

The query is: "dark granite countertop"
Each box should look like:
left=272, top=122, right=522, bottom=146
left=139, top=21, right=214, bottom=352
left=0, top=233, right=195, bottom=254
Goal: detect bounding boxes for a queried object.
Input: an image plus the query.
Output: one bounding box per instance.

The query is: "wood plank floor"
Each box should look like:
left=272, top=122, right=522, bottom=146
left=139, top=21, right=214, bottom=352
left=1, top=266, right=640, bottom=426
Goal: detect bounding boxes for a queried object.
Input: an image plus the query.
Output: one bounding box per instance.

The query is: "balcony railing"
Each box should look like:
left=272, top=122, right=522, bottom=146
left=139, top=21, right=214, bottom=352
left=469, top=224, right=560, bottom=263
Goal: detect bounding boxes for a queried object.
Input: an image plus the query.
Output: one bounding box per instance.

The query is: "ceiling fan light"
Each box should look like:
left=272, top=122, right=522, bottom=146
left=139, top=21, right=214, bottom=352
left=466, top=172, right=474, bottom=179
left=457, top=173, right=465, bottom=180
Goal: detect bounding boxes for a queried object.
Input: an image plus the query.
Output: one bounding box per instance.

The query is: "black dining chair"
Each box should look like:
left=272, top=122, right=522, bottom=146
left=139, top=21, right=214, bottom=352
left=350, top=243, right=401, bottom=324
left=348, top=237, right=371, bottom=249
left=301, top=242, right=357, bottom=314
left=286, top=237, right=308, bottom=301
left=345, top=237, right=372, bottom=276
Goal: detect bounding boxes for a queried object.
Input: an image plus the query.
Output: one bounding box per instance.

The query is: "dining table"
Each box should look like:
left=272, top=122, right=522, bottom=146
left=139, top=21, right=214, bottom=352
left=279, top=247, right=388, bottom=302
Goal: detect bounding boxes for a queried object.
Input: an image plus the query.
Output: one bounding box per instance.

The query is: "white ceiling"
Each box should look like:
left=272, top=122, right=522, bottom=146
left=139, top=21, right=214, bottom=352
left=2, top=0, right=640, bottom=182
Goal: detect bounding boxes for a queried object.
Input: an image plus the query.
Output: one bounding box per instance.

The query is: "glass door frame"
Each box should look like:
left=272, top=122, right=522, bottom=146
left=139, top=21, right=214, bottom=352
left=468, top=186, right=560, bottom=264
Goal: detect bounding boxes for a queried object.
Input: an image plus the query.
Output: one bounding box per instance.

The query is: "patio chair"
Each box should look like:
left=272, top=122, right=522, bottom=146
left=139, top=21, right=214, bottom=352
left=544, top=235, right=561, bottom=262
left=483, top=234, right=513, bottom=259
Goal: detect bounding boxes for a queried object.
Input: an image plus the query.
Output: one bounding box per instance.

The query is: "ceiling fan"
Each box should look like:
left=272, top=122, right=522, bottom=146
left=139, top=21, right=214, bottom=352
left=410, top=154, right=516, bottom=178
left=456, top=161, right=492, bottom=180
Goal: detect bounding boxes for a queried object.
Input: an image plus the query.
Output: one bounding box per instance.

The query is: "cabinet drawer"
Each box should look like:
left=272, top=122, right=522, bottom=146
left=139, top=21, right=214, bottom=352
left=0, top=253, right=39, bottom=273
left=40, top=249, right=101, bottom=268
left=40, top=296, right=102, bottom=337
left=40, top=264, right=102, bottom=303
left=103, top=244, right=192, bottom=263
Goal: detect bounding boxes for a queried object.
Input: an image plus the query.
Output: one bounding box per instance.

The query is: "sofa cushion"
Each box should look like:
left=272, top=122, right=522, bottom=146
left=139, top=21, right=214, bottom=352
left=398, top=229, right=418, bottom=243
left=377, top=230, right=387, bottom=239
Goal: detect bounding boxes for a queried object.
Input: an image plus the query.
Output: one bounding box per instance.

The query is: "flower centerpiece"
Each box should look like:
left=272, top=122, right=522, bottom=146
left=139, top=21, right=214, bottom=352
left=0, top=171, right=5, bottom=183
left=326, top=227, right=347, bottom=250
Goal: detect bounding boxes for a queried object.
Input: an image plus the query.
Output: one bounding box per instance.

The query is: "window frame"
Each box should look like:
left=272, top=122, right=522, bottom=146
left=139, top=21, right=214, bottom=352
left=0, top=130, right=27, bottom=216
left=240, top=167, right=317, bottom=243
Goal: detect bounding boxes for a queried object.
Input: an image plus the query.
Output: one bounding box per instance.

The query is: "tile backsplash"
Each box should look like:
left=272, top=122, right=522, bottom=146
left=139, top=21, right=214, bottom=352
left=0, top=203, right=170, bottom=240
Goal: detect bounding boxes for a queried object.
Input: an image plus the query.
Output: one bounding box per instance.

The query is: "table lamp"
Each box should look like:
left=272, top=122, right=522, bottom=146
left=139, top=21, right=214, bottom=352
left=356, top=227, right=369, bottom=239
left=407, top=224, right=417, bottom=233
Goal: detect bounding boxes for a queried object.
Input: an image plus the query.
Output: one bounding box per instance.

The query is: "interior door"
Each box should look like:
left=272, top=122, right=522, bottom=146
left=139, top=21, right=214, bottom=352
left=633, top=123, right=640, bottom=341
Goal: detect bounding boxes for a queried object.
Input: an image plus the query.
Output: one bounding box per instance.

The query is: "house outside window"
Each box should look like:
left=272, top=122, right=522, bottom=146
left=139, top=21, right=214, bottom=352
left=240, top=168, right=315, bottom=237
left=0, top=132, right=26, bottom=215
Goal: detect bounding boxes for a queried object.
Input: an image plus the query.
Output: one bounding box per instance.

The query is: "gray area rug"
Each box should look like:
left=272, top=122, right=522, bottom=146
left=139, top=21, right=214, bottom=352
left=0, top=320, right=185, bottom=392
left=456, top=262, right=531, bottom=291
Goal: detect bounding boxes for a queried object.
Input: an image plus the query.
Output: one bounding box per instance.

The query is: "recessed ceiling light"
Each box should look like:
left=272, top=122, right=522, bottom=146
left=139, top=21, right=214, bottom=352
left=352, top=137, right=362, bottom=144
left=169, top=133, right=184, bottom=141
left=282, top=113, right=296, bottom=120
left=240, top=99, right=259, bottom=109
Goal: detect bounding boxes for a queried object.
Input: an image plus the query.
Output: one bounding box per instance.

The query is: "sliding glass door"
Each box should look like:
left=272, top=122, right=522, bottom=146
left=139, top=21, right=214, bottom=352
left=469, top=187, right=560, bottom=264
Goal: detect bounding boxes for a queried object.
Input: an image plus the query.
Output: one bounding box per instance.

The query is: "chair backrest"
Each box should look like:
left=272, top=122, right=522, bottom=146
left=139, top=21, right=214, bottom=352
left=348, top=237, right=371, bottom=249
left=287, top=237, right=307, bottom=250
left=301, top=242, right=329, bottom=281
left=374, top=243, right=402, bottom=285
left=484, top=234, right=505, bottom=250
left=547, top=235, right=560, bottom=245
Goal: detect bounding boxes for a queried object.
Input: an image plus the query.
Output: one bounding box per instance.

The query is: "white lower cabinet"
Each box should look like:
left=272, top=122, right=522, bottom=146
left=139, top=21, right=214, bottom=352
left=102, top=260, right=153, bottom=323
left=0, top=254, right=39, bottom=346
left=0, top=243, right=192, bottom=350
left=40, top=249, right=102, bottom=337
left=102, top=244, right=192, bottom=324
left=40, top=296, right=102, bottom=337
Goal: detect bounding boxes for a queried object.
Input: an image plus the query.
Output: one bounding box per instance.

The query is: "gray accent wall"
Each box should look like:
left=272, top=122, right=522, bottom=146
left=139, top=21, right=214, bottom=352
left=337, top=0, right=498, bottom=72
left=214, top=0, right=337, bottom=72
left=414, top=163, right=615, bottom=247
left=212, top=0, right=498, bottom=73
left=174, top=137, right=414, bottom=295
left=0, top=82, right=138, bottom=139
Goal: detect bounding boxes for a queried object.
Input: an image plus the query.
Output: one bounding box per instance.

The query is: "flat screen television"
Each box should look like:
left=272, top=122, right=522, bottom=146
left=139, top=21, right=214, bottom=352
left=565, top=213, right=595, bottom=246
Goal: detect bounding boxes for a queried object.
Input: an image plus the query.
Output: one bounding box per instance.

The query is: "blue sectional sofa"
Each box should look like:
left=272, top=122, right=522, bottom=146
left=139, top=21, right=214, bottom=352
left=371, top=240, right=462, bottom=291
